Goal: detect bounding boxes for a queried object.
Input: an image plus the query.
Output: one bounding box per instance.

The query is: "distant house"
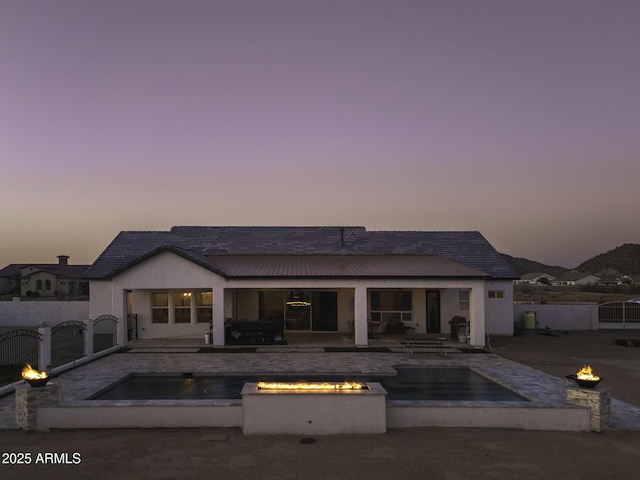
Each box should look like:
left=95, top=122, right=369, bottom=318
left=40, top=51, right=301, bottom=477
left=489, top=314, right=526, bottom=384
left=514, top=272, right=555, bottom=285
left=0, top=256, right=90, bottom=298
left=551, top=272, right=601, bottom=286
left=621, top=275, right=640, bottom=285
left=598, top=276, right=622, bottom=286
left=84, top=226, right=519, bottom=347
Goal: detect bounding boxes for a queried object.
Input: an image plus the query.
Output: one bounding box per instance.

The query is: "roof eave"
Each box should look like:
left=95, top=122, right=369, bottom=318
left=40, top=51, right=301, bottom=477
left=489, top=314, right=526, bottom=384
left=84, top=246, right=230, bottom=280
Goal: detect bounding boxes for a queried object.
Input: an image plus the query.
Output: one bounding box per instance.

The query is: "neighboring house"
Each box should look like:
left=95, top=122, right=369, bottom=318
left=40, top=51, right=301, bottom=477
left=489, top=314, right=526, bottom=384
left=84, top=226, right=519, bottom=347
left=514, top=272, right=555, bottom=285
left=0, top=256, right=90, bottom=298
left=620, top=275, right=640, bottom=285
left=598, top=276, right=622, bottom=286
left=551, top=272, right=601, bottom=286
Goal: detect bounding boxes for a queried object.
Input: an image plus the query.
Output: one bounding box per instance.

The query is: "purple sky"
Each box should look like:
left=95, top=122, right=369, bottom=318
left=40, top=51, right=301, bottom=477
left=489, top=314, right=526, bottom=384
left=1, top=0, right=639, bottom=269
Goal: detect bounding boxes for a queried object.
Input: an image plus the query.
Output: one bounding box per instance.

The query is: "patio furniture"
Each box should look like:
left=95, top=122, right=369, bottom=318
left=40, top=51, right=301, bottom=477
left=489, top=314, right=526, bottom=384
left=224, top=320, right=286, bottom=345
left=401, top=335, right=449, bottom=357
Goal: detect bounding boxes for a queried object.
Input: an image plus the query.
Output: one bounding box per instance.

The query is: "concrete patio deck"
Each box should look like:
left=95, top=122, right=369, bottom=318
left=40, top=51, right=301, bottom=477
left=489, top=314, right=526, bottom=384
left=2, top=336, right=640, bottom=431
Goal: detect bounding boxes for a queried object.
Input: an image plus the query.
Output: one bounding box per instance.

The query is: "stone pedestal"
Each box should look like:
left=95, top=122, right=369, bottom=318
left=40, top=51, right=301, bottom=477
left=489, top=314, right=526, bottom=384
left=15, top=383, right=60, bottom=431
left=565, top=385, right=610, bottom=432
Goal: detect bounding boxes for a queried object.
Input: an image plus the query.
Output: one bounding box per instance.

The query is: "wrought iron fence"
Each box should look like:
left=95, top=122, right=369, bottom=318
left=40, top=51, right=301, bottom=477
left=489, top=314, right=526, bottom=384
left=0, top=329, right=41, bottom=387
left=51, top=320, right=87, bottom=368
left=93, top=315, right=118, bottom=352
left=599, top=301, right=640, bottom=327
left=1, top=316, right=121, bottom=391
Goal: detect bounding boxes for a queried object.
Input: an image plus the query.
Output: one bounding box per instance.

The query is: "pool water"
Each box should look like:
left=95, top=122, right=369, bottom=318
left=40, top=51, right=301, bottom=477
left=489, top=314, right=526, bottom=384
left=87, top=367, right=528, bottom=402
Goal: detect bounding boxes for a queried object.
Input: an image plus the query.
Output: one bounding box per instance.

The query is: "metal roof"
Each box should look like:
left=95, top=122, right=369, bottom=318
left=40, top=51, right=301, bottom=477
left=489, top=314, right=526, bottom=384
left=206, top=255, right=488, bottom=279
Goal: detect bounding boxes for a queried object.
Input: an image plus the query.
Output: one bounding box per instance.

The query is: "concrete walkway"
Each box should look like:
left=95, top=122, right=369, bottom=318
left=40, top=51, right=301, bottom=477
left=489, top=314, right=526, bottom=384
left=2, top=347, right=640, bottom=430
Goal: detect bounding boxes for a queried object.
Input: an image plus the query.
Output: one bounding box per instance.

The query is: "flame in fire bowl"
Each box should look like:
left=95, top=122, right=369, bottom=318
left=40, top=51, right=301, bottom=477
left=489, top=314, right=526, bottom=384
left=566, top=365, right=602, bottom=389
left=21, top=364, right=54, bottom=388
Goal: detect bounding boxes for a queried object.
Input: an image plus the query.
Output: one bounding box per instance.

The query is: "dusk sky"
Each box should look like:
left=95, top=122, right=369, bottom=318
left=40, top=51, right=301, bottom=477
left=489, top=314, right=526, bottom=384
left=1, top=0, right=639, bottom=269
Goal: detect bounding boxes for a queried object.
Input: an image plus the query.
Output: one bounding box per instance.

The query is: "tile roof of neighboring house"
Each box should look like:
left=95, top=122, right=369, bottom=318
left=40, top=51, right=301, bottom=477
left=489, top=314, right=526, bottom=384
left=0, top=263, right=89, bottom=278
left=84, top=226, right=518, bottom=280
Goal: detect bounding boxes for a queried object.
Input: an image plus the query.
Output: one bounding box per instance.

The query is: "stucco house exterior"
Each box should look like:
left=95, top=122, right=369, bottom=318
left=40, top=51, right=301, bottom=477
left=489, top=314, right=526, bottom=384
left=84, top=226, right=518, bottom=347
left=0, top=255, right=90, bottom=298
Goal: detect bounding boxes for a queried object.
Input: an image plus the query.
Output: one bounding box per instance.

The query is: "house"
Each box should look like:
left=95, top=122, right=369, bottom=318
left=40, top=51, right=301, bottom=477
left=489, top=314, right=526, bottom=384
left=84, top=226, right=519, bottom=347
left=0, top=256, right=90, bottom=298
left=514, top=272, right=555, bottom=285
left=622, top=274, right=640, bottom=286
left=551, top=272, right=601, bottom=286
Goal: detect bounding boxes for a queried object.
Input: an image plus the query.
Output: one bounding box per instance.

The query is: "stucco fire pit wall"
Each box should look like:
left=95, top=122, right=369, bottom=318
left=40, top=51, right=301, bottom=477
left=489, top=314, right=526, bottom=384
left=241, top=382, right=387, bottom=435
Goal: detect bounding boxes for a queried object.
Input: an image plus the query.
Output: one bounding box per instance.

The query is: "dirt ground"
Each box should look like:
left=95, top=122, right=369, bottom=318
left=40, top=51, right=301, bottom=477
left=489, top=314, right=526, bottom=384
left=490, top=329, right=640, bottom=407
left=1, top=330, right=640, bottom=480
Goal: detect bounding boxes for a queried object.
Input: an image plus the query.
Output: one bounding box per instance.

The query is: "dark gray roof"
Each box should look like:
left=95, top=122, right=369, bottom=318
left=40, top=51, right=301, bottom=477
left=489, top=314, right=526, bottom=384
left=84, top=226, right=518, bottom=280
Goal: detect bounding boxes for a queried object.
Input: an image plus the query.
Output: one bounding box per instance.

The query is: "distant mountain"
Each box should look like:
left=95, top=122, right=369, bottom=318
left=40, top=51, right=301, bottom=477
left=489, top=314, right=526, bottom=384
left=502, top=243, right=640, bottom=278
left=500, top=254, right=568, bottom=277
left=575, top=244, right=640, bottom=275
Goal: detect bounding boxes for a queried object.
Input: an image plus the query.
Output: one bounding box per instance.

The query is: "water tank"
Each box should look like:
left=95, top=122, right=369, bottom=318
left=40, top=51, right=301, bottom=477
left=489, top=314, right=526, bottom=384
left=522, top=311, right=536, bottom=330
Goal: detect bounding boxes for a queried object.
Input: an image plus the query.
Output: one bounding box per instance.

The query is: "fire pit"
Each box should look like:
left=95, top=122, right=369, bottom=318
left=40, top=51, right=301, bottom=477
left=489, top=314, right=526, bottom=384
left=242, top=381, right=386, bottom=434
left=257, top=381, right=367, bottom=391
left=566, top=365, right=602, bottom=389
left=21, top=364, right=51, bottom=388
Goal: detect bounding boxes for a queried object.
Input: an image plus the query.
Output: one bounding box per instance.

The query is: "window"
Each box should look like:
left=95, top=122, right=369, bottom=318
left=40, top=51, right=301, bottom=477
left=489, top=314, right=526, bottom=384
left=36, top=280, right=43, bottom=290
left=151, top=293, right=169, bottom=323
left=44, top=280, right=52, bottom=290
left=458, top=290, right=470, bottom=311
left=370, top=290, right=412, bottom=323
left=196, top=291, right=212, bottom=323
left=174, top=292, right=192, bottom=323
left=488, top=290, right=504, bottom=299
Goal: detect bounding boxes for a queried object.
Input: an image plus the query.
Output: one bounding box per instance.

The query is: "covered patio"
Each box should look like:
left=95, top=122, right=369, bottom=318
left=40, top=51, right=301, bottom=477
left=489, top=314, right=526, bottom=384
left=86, top=226, right=518, bottom=349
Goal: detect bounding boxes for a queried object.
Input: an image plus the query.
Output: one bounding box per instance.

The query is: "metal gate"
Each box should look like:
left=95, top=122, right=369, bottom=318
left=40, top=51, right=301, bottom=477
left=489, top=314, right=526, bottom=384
left=127, top=313, right=138, bottom=341
left=0, top=329, right=41, bottom=387
left=598, top=301, right=640, bottom=329
left=51, top=320, right=86, bottom=367
left=93, top=315, right=118, bottom=352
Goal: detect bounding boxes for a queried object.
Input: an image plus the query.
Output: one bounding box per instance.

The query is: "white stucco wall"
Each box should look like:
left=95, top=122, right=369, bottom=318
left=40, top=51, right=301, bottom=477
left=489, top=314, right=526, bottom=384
left=90, top=251, right=227, bottom=341
left=485, top=280, right=515, bottom=335
left=513, top=303, right=599, bottom=331
left=0, top=299, right=89, bottom=327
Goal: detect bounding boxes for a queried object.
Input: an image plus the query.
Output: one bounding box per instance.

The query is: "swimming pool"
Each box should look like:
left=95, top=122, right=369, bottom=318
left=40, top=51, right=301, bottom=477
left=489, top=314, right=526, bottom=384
left=87, top=366, right=529, bottom=402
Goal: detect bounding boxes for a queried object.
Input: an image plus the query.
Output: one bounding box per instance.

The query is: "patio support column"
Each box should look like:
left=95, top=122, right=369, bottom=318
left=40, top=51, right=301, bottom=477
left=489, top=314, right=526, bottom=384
left=354, top=285, right=368, bottom=346
left=115, top=289, right=127, bottom=347
left=212, top=287, right=225, bottom=346
left=469, top=283, right=485, bottom=347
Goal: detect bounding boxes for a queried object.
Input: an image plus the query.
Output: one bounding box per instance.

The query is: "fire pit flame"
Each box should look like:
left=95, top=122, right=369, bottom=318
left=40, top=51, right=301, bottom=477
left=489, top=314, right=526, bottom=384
left=576, top=365, right=600, bottom=381
left=257, top=381, right=366, bottom=391
left=567, top=365, right=602, bottom=388
left=21, top=364, right=50, bottom=387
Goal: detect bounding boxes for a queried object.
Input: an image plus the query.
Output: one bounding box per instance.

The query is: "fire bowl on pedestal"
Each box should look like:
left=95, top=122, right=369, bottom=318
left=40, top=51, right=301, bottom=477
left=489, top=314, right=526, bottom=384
left=25, top=377, right=50, bottom=388
left=566, top=374, right=602, bottom=389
